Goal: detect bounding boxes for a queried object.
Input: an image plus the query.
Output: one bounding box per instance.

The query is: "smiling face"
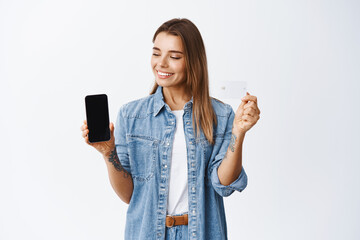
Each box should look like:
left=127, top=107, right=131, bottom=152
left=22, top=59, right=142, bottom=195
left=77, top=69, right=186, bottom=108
left=151, top=32, right=186, bottom=90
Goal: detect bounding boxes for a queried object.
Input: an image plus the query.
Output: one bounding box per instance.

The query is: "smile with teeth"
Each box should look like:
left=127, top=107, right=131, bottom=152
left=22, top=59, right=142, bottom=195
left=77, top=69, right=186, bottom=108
left=157, top=70, right=174, bottom=79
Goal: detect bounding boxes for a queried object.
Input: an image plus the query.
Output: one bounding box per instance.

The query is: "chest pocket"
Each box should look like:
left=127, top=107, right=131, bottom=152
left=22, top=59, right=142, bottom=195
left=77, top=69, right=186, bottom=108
left=127, top=135, right=158, bottom=181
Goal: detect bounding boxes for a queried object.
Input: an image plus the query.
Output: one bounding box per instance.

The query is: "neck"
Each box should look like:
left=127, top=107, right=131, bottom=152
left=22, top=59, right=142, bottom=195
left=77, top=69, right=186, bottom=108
left=162, top=86, right=191, bottom=111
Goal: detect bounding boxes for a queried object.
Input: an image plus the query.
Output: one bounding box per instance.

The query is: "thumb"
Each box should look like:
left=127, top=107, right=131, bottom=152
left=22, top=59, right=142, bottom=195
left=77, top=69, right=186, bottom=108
left=109, top=122, right=115, bottom=134
left=236, top=99, right=246, bottom=115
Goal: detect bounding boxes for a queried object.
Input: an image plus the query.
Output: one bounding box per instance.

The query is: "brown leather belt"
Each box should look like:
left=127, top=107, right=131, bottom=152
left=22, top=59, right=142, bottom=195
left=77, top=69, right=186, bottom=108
left=165, top=214, right=188, bottom=227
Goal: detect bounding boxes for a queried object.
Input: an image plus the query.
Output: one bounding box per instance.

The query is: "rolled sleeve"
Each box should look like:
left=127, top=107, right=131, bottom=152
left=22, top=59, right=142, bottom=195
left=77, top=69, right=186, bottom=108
left=209, top=105, right=248, bottom=197
left=114, top=105, right=131, bottom=174
left=211, top=165, right=248, bottom=197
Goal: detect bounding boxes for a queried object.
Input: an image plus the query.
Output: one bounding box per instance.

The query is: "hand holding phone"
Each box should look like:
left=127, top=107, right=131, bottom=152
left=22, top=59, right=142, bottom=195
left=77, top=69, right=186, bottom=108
left=82, top=94, right=115, bottom=157
left=81, top=120, right=115, bottom=157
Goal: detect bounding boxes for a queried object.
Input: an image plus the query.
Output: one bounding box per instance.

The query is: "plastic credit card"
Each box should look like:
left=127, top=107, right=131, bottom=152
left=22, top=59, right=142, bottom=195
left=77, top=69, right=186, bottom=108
left=213, top=81, right=247, bottom=99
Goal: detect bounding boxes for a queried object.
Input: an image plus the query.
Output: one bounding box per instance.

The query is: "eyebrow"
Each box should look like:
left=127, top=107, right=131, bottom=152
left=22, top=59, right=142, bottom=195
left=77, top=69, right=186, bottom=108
left=153, top=47, right=183, bottom=54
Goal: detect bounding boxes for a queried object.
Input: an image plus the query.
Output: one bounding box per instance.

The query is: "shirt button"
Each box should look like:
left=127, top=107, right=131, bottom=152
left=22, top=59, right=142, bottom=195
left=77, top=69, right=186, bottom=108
left=164, top=165, right=167, bottom=168
left=171, top=121, right=174, bottom=125
left=191, top=163, right=195, bottom=167
left=157, top=233, right=162, bottom=236
left=189, top=141, right=193, bottom=144
left=186, top=122, right=190, bottom=125
left=192, top=210, right=196, bottom=214
left=166, top=142, right=170, bottom=146
left=192, top=187, right=195, bottom=191
left=192, top=232, right=196, bottom=236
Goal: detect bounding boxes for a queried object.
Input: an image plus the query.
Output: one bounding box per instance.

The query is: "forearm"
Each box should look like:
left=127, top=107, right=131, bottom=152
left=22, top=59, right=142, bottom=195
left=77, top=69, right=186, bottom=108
left=217, top=128, right=246, bottom=186
left=103, top=149, right=134, bottom=204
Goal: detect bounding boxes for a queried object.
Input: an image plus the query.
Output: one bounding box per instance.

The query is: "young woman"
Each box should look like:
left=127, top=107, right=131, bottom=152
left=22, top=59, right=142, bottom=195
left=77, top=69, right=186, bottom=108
left=81, top=18, right=260, bottom=240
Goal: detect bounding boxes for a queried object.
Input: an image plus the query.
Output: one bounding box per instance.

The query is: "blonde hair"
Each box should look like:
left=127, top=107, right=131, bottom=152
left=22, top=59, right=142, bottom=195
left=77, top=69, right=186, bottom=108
left=150, top=18, right=217, bottom=144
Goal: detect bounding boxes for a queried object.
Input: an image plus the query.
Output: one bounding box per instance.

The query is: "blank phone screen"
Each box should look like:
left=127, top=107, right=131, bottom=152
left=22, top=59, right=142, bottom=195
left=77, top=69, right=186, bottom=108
left=85, top=94, right=110, bottom=143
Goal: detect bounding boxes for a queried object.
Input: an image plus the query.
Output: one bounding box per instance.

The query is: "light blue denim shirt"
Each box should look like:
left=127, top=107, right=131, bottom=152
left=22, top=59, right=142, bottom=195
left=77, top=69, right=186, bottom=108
left=114, top=86, right=248, bottom=240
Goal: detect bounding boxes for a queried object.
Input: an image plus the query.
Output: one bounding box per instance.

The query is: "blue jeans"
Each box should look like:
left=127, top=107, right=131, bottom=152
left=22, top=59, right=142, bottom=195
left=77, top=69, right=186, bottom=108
left=165, top=224, right=188, bottom=240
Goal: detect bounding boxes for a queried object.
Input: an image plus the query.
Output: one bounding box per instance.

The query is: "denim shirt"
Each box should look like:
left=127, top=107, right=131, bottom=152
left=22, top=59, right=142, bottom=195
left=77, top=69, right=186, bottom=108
left=114, top=86, right=248, bottom=240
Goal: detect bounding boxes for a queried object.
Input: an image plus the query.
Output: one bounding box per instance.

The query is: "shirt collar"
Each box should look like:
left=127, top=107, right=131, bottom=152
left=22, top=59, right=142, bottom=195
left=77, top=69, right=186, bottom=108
left=153, top=85, right=193, bottom=117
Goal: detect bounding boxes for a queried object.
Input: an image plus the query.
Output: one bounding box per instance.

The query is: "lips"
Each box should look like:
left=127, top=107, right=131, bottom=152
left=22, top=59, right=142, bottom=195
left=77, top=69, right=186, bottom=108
left=157, top=70, right=174, bottom=79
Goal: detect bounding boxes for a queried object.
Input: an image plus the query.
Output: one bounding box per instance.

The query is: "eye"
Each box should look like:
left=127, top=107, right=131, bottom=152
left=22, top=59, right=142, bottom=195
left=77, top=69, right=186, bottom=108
left=170, top=56, right=181, bottom=60
left=152, top=53, right=160, bottom=56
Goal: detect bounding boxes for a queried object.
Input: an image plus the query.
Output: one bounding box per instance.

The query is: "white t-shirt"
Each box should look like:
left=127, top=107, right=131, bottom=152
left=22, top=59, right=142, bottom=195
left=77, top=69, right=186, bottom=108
left=167, top=109, right=189, bottom=215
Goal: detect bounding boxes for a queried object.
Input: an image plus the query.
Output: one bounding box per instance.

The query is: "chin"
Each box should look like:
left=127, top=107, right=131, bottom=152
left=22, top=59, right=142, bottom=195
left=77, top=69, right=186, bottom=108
left=155, top=80, right=170, bottom=88
left=155, top=78, right=170, bottom=86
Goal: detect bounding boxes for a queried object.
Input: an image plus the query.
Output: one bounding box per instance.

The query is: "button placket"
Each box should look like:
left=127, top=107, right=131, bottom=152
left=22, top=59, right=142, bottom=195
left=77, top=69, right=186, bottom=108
left=157, top=122, right=174, bottom=238
left=157, top=111, right=181, bottom=238
left=183, top=110, right=198, bottom=239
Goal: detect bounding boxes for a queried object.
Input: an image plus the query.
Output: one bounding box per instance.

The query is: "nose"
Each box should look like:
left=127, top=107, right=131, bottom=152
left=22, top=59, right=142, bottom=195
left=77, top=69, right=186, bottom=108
left=159, top=56, right=168, bottom=68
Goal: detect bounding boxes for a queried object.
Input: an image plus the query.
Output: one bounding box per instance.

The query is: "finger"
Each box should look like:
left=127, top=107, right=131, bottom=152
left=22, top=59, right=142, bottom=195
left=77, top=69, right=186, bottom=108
left=235, top=100, right=246, bottom=115
left=84, top=136, right=92, bottom=145
left=109, top=122, right=115, bottom=138
left=244, top=102, right=260, bottom=115
left=243, top=104, right=258, bottom=112
left=82, top=129, right=89, bottom=138
left=243, top=114, right=260, bottom=122
left=251, top=104, right=260, bottom=115
left=243, top=107, right=257, bottom=117
left=244, top=101, right=258, bottom=110
left=80, top=124, right=88, bottom=131
left=241, top=114, right=256, bottom=122
left=81, top=120, right=88, bottom=130
left=241, top=94, right=257, bottom=104
left=243, top=99, right=257, bottom=107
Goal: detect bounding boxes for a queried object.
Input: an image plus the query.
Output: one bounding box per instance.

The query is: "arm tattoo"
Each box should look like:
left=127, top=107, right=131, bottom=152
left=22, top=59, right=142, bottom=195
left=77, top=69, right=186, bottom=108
left=223, top=133, right=237, bottom=161
left=229, top=134, right=237, bottom=152
left=108, top=148, right=131, bottom=178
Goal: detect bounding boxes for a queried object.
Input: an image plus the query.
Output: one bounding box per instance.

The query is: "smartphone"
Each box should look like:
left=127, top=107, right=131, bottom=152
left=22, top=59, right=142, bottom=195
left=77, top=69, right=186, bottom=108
left=85, top=94, right=111, bottom=143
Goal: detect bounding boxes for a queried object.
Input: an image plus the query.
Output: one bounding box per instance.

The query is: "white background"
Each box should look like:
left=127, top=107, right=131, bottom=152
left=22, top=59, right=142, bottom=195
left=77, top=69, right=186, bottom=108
left=1, top=0, right=360, bottom=239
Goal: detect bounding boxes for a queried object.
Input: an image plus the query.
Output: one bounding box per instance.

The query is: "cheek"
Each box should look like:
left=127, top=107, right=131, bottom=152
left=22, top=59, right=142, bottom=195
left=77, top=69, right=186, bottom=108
left=150, top=57, right=156, bottom=69
left=174, top=61, right=186, bottom=74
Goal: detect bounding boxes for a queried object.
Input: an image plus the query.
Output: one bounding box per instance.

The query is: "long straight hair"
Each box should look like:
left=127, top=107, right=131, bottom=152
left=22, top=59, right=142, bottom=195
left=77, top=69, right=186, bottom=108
left=150, top=18, right=217, bottom=144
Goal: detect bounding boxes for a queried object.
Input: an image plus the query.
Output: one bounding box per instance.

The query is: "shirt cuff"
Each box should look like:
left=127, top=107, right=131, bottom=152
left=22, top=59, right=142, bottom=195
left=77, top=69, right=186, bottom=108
left=211, top=165, right=248, bottom=197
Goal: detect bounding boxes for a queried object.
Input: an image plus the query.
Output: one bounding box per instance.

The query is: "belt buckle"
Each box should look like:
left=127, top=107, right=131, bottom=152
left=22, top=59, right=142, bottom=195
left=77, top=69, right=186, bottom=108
left=167, top=215, right=176, bottom=228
